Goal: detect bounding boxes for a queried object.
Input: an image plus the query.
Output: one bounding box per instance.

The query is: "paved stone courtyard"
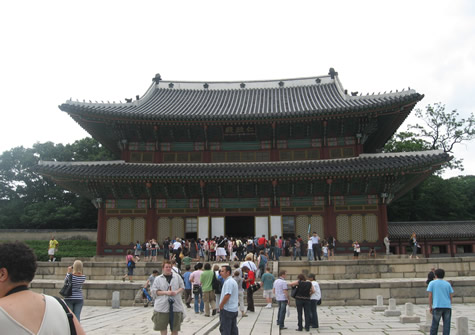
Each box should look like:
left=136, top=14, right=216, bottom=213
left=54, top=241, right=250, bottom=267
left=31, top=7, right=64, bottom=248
left=80, top=303, right=475, bottom=334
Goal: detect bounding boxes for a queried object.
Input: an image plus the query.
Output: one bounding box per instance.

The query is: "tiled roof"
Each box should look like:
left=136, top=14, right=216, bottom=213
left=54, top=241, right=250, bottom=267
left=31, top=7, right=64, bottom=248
left=389, top=221, right=475, bottom=239
left=59, top=72, right=423, bottom=122
left=38, top=150, right=448, bottom=182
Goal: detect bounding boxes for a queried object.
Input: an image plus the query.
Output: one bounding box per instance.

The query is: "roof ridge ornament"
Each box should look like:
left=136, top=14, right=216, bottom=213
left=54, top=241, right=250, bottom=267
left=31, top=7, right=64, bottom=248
left=316, top=78, right=321, bottom=84
left=203, top=83, right=209, bottom=89
left=328, top=67, right=338, bottom=79
left=240, top=83, right=246, bottom=88
left=278, top=81, right=284, bottom=87
left=169, top=83, right=174, bottom=88
left=152, top=73, right=162, bottom=84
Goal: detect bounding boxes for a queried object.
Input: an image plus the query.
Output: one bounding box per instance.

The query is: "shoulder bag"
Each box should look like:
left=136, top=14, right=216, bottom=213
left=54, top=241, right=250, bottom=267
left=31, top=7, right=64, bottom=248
left=59, top=273, right=73, bottom=297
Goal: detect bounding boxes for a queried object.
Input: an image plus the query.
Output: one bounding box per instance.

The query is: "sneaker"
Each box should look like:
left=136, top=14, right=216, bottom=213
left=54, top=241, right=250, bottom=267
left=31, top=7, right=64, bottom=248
left=265, top=304, right=272, bottom=308
left=48, top=259, right=51, bottom=262
left=212, top=309, right=217, bottom=316
left=242, top=314, right=248, bottom=317
left=122, top=277, right=125, bottom=282
left=52, top=258, right=56, bottom=262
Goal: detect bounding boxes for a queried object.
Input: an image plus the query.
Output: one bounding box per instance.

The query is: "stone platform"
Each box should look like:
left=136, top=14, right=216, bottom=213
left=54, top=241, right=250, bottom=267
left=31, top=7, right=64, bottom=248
left=31, top=256, right=475, bottom=306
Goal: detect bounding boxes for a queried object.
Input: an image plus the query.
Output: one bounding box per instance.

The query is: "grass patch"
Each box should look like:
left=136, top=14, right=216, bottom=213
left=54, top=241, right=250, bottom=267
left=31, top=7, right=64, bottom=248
left=1, top=240, right=96, bottom=261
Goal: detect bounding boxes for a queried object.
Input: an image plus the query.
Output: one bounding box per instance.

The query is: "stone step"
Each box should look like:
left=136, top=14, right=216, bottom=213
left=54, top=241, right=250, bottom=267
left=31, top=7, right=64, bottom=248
left=30, top=276, right=475, bottom=307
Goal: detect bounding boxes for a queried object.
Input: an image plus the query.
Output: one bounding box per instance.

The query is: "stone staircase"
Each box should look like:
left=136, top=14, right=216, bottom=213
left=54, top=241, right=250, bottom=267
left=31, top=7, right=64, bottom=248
left=31, top=256, right=475, bottom=307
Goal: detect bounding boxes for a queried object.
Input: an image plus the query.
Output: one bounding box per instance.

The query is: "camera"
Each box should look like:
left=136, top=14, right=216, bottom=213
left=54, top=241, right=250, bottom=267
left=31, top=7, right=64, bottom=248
left=168, top=297, right=175, bottom=304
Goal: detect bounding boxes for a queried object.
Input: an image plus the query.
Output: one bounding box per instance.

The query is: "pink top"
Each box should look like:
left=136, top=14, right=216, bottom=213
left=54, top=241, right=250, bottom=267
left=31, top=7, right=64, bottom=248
left=190, top=270, right=203, bottom=285
left=126, top=254, right=134, bottom=263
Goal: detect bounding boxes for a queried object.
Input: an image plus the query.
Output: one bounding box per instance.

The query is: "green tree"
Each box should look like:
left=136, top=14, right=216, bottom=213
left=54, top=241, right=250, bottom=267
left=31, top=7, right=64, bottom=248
left=386, top=103, right=475, bottom=171
left=0, top=138, right=115, bottom=229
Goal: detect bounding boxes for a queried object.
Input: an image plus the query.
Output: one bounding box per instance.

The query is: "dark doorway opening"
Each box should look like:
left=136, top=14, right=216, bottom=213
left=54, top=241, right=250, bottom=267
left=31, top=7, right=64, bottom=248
left=226, top=216, right=254, bottom=238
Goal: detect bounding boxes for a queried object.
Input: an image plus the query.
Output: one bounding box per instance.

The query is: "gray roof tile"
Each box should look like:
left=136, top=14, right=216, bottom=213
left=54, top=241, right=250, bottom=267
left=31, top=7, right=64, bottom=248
left=60, top=74, right=422, bottom=122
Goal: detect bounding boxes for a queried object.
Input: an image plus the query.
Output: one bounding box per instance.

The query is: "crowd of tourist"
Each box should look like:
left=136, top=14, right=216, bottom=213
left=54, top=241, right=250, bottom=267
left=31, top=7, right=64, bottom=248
left=132, top=232, right=337, bottom=268
left=141, top=255, right=322, bottom=334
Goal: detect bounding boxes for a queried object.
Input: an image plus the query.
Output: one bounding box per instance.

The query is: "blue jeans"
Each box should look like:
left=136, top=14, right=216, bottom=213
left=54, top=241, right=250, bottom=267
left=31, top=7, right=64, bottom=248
left=307, top=249, right=314, bottom=261
left=65, top=298, right=84, bottom=321
left=219, top=309, right=238, bottom=335
left=194, top=288, right=204, bottom=313
left=430, top=308, right=451, bottom=335
left=293, top=248, right=301, bottom=260
left=277, top=300, right=288, bottom=328
left=310, top=299, right=319, bottom=328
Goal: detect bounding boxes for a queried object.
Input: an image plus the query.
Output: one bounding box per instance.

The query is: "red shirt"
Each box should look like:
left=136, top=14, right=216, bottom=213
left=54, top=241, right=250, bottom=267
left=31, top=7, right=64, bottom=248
left=258, top=237, right=267, bottom=246
left=246, top=270, right=255, bottom=289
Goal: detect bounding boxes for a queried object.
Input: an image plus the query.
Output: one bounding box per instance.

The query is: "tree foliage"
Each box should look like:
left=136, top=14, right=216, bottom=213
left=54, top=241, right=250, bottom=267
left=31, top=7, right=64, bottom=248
left=384, top=103, right=475, bottom=171
left=0, top=138, right=115, bottom=229
left=388, top=175, right=475, bottom=221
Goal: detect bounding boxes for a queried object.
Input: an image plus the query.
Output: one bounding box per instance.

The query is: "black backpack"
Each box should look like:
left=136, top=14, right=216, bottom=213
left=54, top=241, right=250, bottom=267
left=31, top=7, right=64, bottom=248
left=212, top=274, right=223, bottom=294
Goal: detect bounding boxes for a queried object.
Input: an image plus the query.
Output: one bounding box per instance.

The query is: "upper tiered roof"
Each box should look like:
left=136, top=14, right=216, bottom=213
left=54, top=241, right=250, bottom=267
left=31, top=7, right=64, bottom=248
left=60, top=69, right=423, bottom=122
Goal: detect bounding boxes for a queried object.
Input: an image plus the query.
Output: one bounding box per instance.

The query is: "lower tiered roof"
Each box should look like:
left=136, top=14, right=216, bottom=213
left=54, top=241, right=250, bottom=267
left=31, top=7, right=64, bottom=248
left=38, top=150, right=449, bottom=203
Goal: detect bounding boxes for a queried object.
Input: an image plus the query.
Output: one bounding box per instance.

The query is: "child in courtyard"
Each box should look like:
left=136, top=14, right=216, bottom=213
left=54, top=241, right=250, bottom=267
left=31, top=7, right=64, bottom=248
left=322, top=242, right=329, bottom=260
left=260, top=267, right=275, bottom=308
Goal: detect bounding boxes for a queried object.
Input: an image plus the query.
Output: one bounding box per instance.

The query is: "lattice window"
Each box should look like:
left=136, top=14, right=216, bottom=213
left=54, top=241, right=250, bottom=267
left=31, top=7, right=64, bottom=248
left=106, top=218, right=120, bottom=245
left=119, top=218, right=133, bottom=245
left=259, top=198, right=270, bottom=207
left=156, top=199, right=167, bottom=208
left=310, top=215, right=324, bottom=237
left=260, top=140, right=271, bottom=149
left=351, top=215, right=364, bottom=242
left=282, top=216, right=295, bottom=237
left=365, top=214, right=378, bottom=242
left=171, top=217, right=185, bottom=239
left=336, top=215, right=350, bottom=242
left=296, top=215, right=309, bottom=238
left=157, top=217, right=171, bottom=243
left=186, top=217, right=198, bottom=233
left=133, top=217, right=146, bottom=243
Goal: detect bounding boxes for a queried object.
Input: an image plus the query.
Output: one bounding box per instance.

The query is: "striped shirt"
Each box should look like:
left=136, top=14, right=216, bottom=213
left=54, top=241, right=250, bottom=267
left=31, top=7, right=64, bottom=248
left=65, top=274, right=86, bottom=300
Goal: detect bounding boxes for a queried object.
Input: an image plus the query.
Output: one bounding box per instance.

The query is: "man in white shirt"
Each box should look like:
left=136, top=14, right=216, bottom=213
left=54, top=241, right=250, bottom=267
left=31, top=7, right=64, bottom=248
left=308, top=273, right=321, bottom=329
left=273, top=270, right=290, bottom=330
left=219, top=265, right=239, bottom=335
left=151, top=261, right=185, bottom=335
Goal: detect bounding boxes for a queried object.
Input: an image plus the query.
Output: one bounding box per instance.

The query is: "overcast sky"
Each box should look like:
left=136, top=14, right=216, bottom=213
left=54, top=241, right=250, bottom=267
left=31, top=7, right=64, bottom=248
left=1, top=0, right=474, bottom=178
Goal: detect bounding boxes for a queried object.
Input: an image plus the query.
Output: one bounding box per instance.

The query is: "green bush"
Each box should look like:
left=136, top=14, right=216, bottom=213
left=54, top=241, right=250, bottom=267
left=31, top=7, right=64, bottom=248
left=1, top=240, right=96, bottom=262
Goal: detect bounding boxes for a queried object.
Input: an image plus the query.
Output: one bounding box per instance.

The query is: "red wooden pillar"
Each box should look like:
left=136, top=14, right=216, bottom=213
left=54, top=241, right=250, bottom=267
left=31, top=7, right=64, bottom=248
left=146, top=207, right=157, bottom=241
left=324, top=205, right=336, bottom=239
left=96, top=206, right=106, bottom=256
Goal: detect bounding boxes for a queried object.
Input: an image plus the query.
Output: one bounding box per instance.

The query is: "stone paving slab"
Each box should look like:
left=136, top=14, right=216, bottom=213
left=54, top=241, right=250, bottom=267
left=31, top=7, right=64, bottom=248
left=79, top=303, right=475, bottom=334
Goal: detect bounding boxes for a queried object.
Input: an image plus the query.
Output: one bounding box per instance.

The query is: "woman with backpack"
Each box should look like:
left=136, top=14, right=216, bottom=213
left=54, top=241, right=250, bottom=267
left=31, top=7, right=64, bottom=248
left=257, top=250, right=268, bottom=278
left=122, top=250, right=135, bottom=282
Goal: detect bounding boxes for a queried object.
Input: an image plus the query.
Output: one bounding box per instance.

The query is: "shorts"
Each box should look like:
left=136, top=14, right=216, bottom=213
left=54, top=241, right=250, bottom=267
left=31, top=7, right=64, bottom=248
left=127, top=267, right=134, bottom=276
left=216, top=248, right=226, bottom=256
left=152, top=249, right=157, bottom=256
left=48, top=248, right=55, bottom=256
left=263, top=290, right=273, bottom=299
left=353, top=251, right=359, bottom=256
left=152, top=311, right=183, bottom=331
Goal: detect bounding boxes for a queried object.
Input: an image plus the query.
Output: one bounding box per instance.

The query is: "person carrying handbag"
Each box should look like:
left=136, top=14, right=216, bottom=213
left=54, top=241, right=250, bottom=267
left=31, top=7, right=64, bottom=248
left=64, top=260, right=86, bottom=321
left=290, top=274, right=315, bottom=332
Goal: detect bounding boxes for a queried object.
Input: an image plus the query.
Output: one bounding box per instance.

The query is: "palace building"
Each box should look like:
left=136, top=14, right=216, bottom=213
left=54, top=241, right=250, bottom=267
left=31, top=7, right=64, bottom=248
left=38, top=69, right=450, bottom=255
